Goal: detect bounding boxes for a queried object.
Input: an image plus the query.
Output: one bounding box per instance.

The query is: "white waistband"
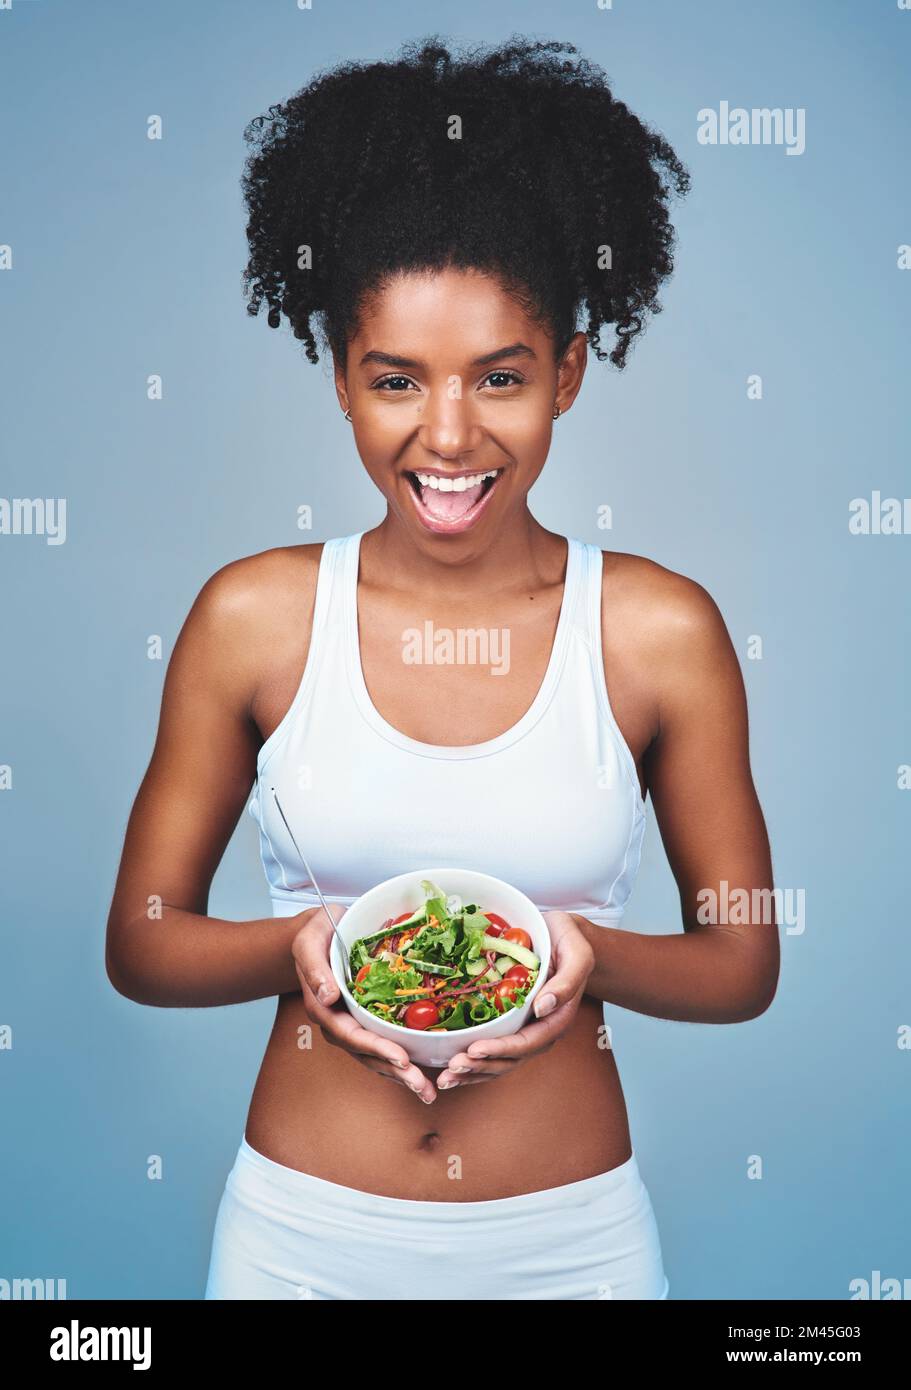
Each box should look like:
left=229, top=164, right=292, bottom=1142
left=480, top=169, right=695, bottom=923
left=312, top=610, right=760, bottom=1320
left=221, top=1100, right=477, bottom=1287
left=236, top=1134, right=644, bottom=1219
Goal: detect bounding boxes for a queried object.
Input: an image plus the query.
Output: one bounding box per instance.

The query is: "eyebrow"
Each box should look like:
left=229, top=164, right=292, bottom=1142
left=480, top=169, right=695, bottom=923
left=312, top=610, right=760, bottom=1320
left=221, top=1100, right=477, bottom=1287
left=358, top=342, right=537, bottom=369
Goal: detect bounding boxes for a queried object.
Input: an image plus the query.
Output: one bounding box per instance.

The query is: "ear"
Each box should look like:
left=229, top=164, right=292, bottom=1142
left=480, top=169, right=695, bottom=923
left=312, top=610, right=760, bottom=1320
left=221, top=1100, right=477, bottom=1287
left=554, top=331, right=588, bottom=415
left=332, top=352, right=349, bottom=414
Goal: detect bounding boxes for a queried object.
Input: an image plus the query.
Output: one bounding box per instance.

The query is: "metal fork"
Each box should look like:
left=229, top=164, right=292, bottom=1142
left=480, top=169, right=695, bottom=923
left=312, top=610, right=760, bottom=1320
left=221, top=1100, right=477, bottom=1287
left=270, top=787, right=352, bottom=985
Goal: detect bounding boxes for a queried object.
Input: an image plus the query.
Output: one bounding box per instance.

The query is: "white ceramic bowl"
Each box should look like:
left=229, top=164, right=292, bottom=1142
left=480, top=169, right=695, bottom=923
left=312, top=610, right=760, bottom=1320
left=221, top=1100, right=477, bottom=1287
left=329, top=867, right=551, bottom=1068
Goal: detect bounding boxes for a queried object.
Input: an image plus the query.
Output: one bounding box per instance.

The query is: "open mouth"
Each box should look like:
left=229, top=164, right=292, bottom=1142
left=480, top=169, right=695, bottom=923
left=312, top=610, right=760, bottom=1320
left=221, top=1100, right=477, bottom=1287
left=404, top=468, right=502, bottom=531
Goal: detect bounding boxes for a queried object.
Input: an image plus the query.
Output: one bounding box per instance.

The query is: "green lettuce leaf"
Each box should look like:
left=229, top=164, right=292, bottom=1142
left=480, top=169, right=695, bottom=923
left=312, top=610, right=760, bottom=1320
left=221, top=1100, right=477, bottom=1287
left=351, top=958, right=422, bottom=1006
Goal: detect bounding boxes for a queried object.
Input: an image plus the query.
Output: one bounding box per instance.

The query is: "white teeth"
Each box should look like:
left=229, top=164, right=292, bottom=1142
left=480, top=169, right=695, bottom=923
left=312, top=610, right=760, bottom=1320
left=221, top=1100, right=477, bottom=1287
left=413, top=469, right=500, bottom=491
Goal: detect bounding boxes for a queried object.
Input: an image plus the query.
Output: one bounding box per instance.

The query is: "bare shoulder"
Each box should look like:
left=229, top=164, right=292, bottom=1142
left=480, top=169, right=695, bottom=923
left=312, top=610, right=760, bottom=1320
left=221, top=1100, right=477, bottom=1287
left=192, top=542, right=323, bottom=632
left=598, top=550, right=741, bottom=740
left=600, top=549, right=731, bottom=655
left=170, top=543, right=325, bottom=712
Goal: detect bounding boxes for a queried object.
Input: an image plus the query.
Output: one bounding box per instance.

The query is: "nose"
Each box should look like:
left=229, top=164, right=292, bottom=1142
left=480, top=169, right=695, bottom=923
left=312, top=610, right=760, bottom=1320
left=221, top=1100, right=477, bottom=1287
left=416, top=390, right=482, bottom=461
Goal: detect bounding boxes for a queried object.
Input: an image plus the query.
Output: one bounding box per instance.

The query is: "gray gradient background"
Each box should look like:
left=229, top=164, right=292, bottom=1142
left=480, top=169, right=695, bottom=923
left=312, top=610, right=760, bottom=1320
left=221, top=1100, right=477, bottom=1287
left=1, top=0, right=908, bottom=1299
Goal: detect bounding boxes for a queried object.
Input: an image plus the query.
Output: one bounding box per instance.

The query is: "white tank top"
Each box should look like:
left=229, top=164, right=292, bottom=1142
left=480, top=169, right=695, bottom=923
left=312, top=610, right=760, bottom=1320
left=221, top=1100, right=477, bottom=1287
left=248, top=531, right=646, bottom=927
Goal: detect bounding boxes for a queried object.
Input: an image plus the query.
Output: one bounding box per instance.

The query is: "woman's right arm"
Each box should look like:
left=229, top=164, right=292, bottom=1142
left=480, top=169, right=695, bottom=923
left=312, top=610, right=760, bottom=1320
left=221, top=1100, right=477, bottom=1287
left=105, top=550, right=439, bottom=1099
left=105, top=554, right=311, bottom=1008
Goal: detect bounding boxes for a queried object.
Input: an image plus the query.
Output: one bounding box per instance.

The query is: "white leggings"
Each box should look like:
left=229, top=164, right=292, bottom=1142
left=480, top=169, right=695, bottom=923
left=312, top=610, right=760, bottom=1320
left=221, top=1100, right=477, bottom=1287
left=204, top=1134, right=670, bottom=1300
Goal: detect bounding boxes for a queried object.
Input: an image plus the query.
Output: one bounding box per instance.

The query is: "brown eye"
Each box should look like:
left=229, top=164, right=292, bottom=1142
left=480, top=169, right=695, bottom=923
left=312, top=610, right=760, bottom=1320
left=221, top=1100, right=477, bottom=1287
left=483, top=371, right=523, bottom=388
left=373, top=375, right=417, bottom=391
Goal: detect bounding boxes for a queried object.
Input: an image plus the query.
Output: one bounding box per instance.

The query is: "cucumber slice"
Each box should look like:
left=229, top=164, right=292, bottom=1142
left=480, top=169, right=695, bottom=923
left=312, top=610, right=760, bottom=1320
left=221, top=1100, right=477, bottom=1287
left=390, top=904, right=428, bottom=930
left=494, top=954, right=515, bottom=975
left=402, top=953, right=458, bottom=976
left=353, top=929, right=395, bottom=950
left=481, top=933, right=539, bottom=970
left=355, top=917, right=423, bottom=949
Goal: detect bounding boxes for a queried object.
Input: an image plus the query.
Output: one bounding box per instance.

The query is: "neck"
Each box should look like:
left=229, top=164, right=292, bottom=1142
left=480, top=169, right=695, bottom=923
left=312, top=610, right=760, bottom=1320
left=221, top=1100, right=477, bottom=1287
left=361, top=506, right=568, bottom=603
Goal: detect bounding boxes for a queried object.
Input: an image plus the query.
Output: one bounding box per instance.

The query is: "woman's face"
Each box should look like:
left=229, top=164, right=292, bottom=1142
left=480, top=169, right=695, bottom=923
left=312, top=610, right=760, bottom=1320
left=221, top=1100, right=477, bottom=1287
left=335, top=266, right=586, bottom=549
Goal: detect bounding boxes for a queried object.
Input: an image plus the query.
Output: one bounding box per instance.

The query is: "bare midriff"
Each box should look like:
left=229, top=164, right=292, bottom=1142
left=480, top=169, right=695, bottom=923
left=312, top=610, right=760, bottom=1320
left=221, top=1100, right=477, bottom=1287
left=243, top=993, right=633, bottom=1201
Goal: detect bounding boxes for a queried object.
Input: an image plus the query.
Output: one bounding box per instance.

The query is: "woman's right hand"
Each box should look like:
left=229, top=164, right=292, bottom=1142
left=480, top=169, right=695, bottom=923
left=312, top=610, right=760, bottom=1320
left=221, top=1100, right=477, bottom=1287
left=291, top=902, right=437, bottom=1104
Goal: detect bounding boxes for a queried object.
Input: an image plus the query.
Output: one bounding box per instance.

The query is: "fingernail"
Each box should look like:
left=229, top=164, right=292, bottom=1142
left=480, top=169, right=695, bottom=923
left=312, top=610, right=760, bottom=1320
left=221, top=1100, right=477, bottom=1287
left=450, top=1065, right=470, bottom=1073
left=420, top=1093, right=434, bottom=1103
left=437, top=1078, right=458, bottom=1089
left=470, top=1051, right=489, bottom=1060
left=317, top=982, right=334, bottom=1003
left=393, top=1058, right=408, bottom=1068
left=534, top=992, right=557, bottom=1017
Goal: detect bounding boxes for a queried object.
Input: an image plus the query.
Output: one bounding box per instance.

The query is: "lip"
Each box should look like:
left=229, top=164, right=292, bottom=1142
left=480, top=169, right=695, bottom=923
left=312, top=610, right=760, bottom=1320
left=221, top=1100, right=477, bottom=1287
left=403, top=468, right=504, bottom=535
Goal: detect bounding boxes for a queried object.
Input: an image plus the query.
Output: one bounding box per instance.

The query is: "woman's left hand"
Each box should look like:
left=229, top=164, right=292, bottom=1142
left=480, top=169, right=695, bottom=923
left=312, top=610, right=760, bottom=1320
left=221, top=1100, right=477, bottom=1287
left=434, top=911, right=595, bottom=1089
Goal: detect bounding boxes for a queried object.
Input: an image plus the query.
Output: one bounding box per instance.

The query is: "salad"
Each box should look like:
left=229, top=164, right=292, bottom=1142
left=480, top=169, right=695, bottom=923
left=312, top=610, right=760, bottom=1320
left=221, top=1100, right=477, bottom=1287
left=346, top=879, right=541, bottom=1032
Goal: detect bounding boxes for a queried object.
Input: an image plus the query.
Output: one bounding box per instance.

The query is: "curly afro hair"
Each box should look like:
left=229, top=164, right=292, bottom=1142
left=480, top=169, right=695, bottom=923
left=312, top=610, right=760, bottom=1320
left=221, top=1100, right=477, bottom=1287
left=240, top=34, right=690, bottom=371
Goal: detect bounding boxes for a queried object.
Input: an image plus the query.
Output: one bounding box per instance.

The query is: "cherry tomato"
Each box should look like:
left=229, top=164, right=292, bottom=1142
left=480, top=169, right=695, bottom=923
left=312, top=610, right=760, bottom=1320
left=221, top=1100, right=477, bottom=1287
left=482, top=911, right=513, bottom=937
left=503, top=964, right=530, bottom=987
left=403, top=1000, right=442, bottom=1030
left=502, top=926, right=533, bottom=951
left=355, top=964, right=372, bottom=984
left=390, top=911, right=416, bottom=927
left=493, top=979, right=522, bottom=1012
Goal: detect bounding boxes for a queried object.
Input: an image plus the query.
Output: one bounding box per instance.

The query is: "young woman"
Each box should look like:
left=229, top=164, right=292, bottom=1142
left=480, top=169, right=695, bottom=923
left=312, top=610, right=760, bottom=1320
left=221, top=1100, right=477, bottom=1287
left=105, top=37, right=779, bottom=1300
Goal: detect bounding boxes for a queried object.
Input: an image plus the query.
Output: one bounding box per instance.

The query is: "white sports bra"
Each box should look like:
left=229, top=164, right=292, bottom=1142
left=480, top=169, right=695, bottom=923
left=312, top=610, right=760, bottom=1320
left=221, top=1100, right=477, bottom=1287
left=248, top=531, right=647, bottom=926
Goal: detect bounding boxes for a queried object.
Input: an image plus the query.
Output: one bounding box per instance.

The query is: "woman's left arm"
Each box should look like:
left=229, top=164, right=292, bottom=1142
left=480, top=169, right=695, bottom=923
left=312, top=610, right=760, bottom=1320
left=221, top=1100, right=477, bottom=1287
left=442, top=575, right=779, bottom=1087
left=576, top=576, right=780, bottom=1024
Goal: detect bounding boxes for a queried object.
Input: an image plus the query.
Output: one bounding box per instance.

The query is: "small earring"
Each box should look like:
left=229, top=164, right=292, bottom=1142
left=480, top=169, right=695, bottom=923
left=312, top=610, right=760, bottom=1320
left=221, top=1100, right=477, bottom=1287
left=344, top=408, right=352, bottom=422
left=553, top=406, right=561, bottom=419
